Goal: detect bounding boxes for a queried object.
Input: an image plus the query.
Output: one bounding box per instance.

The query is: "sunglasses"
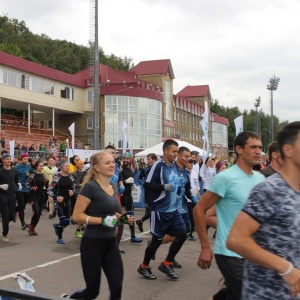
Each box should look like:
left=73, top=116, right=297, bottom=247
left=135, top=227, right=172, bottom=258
left=187, top=159, right=196, bottom=163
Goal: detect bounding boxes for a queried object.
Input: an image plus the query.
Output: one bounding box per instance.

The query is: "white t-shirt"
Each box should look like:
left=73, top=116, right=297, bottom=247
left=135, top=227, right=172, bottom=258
left=201, top=164, right=216, bottom=189
left=190, top=169, right=200, bottom=198
left=192, top=163, right=200, bottom=178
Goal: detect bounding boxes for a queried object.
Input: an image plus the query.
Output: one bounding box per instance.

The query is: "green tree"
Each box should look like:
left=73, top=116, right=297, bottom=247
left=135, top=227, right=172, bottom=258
left=0, top=16, right=133, bottom=72
left=210, top=99, right=288, bottom=152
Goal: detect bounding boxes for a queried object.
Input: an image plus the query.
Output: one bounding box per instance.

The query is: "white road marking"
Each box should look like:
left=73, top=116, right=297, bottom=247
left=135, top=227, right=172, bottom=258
left=0, top=253, right=80, bottom=281
left=0, top=230, right=151, bottom=281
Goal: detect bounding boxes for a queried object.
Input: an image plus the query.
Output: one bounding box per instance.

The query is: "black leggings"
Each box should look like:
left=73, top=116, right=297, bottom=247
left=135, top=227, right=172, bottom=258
left=140, top=206, right=150, bottom=223
left=0, top=195, right=16, bottom=236
left=29, top=195, right=43, bottom=228
left=187, top=202, right=196, bottom=234
left=166, top=231, right=187, bottom=262
left=120, top=193, right=133, bottom=212
left=143, top=230, right=187, bottom=265
left=70, top=236, right=123, bottom=300
left=120, top=194, right=136, bottom=238
left=15, top=192, right=29, bottom=224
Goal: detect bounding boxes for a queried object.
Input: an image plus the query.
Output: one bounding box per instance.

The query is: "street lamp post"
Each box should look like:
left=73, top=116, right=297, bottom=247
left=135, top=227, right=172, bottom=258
left=93, top=0, right=100, bottom=150
left=267, top=75, right=280, bottom=143
left=254, top=96, right=261, bottom=134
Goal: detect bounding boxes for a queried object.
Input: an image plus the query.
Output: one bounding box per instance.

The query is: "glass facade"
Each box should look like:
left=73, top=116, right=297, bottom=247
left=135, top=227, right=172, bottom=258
left=212, top=122, right=228, bottom=147
left=104, top=95, right=162, bottom=149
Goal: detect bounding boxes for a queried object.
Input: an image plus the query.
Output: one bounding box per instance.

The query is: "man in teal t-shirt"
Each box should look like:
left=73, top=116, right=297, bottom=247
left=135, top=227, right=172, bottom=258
left=193, top=131, right=265, bottom=300
left=209, top=164, right=263, bottom=258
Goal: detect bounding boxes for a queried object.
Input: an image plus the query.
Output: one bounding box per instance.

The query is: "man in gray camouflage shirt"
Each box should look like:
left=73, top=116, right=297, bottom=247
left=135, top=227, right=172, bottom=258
left=227, top=121, right=300, bottom=299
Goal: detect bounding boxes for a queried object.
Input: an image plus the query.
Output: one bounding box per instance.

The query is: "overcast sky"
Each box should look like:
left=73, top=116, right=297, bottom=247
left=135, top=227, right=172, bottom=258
left=1, top=0, right=299, bottom=122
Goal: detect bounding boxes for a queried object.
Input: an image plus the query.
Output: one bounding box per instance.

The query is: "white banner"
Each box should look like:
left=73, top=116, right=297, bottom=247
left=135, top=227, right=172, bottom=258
left=132, top=185, right=141, bottom=203
left=122, top=121, right=128, bottom=154
left=68, top=122, right=75, bottom=153
left=9, top=140, right=15, bottom=160
left=234, top=115, right=243, bottom=136
left=200, top=108, right=209, bottom=142
left=129, top=136, right=133, bottom=155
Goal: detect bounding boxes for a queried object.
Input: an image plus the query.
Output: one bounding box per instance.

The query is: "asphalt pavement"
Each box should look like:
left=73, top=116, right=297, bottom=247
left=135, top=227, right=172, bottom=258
left=0, top=207, right=222, bottom=300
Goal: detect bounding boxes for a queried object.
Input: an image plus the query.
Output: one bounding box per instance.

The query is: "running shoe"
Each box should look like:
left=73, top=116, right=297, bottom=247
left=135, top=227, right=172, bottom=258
left=21, top=222, right=28, bottom=230
left=136, top=220, right=144, bottom=232
left=158, top=262, right=178, bottom=280
left=172, top=259, right=182, bottom=269
left=131, top=237, right=142, bottom=244
left=187, top=234, right=197, bottom=241
left=53, top=224, right=59, bottom=237
left=119, top=248, right=126, bottom=254
left=60, top=294, right=70, bottom=298
left=2, top=236, right=9, bottom=242
left=49, top=210, right=57, bottom=219
left=28, top=225, right=38, bottom=236
left=137, top=265, right=157, bottom=280
left=57, top=238, right=65, bottom=244
left=75, top=230, right=82, bottom=238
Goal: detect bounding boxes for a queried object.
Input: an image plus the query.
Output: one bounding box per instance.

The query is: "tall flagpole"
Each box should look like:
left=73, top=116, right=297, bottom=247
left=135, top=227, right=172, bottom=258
left=93, top=0, right=100, bottom=150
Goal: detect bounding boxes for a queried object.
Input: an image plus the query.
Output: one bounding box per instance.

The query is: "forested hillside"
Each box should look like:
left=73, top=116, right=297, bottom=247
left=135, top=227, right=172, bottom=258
left=0, top=16, right=133, bottom=73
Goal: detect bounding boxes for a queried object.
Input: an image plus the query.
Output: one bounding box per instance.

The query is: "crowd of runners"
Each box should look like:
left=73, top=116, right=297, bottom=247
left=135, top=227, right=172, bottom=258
left=0, top=121, right=299, bottom=300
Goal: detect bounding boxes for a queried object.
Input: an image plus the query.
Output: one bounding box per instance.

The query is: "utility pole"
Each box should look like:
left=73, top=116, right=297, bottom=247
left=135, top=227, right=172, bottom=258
left=93, top=0, right=100, bottom=150
left=267, top=75, right=280, bottom=143
left=254, top=96, right=261, bottom=134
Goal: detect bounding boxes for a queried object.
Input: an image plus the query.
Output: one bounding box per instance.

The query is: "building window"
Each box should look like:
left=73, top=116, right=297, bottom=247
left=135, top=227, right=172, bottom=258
left=39, top=120, right=44, bottom=129
left=166, top=126, right=170, bottom=137
left=47, top=120, right=52, bottom=129
left=88, top=138, right=93, bottom=148
left=43, top=80, right=54, bottom=95
left=32, top=77, right=43, bottom=93
left=164, top=80, right=171, bottom=120
left=61, top=86, right=74, bottom=100
left=87, top=90, right=94, bottom=103
left=0, top=68, right=7, bottom=84
left=87, top=117, right=93, bottom=129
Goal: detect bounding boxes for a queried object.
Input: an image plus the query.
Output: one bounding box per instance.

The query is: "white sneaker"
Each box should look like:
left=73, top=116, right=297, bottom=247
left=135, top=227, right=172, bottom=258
left=2, top=236, right=10, bottom=242
left=60, top=294, right=70, bottom=298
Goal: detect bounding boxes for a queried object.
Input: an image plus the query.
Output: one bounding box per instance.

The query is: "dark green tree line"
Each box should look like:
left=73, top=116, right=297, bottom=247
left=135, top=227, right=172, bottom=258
left=210, top=99, right=288, bottom=151
left=0, top=16, right=133, bottom=73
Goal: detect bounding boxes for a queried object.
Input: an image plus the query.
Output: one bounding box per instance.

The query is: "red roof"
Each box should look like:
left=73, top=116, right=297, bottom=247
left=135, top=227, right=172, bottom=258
left=212, top=113, right=229, bottom=126
left=176, top=85, right=211, bottom=100
left=76, top=64, right=142, bottom=85
left=130, top=59, right=175, bottom=79
left=0, top=51, right=86, bottom=87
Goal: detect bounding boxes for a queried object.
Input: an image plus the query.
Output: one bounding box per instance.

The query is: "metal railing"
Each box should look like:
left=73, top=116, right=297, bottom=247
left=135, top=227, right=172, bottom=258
left=13, top=151, right=66, bottom=161
left=0, top=286, right=62, bottom=300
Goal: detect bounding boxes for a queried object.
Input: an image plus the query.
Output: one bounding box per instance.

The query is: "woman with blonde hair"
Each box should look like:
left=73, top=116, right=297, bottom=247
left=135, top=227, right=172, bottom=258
left=61, top=151, right=132, bottom=300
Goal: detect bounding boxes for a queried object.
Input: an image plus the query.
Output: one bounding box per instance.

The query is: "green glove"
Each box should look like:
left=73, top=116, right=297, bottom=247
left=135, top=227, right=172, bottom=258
left=101, top=215, right=117, bottom=227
